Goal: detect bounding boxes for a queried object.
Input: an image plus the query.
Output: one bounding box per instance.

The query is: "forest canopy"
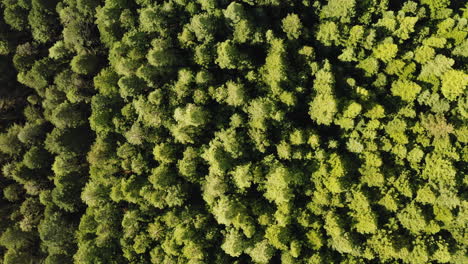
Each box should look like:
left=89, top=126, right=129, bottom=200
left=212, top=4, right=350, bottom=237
left=0, top=0, right=467, bottom=263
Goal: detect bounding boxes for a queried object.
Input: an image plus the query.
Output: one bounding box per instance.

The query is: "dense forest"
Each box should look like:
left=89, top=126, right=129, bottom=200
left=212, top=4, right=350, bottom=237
left=0, top=0, right=467, bottom=263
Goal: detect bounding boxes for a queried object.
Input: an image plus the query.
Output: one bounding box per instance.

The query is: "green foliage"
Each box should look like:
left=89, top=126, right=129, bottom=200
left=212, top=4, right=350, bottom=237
left=264, top=166, right=297, bottom=205
left=153, top=142, right=176, bottom=164
left=373, top=42, right=398, bottom=62
left=3, top=184, right=24, bottom=202
left=265, top=225, right=291, bottom=250
left=391, top=79, right=422, bottom=102
left=28, top=8, right=59, bottom=43
left=147, top=38, right=179, bottom=67
left=70, top=53, right=99, bottom=75
left=0, top=125, right=23, bottom=155
left=440, top=69, right=467, bottom=101
left=225, top=80, right=247, bottom=107
left=0, top=0, right=466, bottom=263
left=174, top=104, right=209, bottom=128
left=357, top=57, right=379, bottom=76
left=246, top=239, right=275, bottom=264
left=224, top=2, right=247, bottom=24
left=49, top=41, right=71, bottom=60
left=221, top=228, right=247, bottom=257
left=0, top=227, right=34, bottom=251
left=45, top=127, right=92, bottom=154
left=321, top=0, right=356, bottom=23
left=317, top=21, right=340, bottom=46
left=190, top=13, right=219, bottom=42
left=262, top=37, right=288, bottom=94
left=397, top=203, right=428, bottom=234
left=309, top=93, right=338, bottom=125
left=18, top=58, right=56, bottom=95
left=39, top=209, right=77, bottom=256
left=118, top=75, right=146, bottom=99
left=177, top=147, right=202, bottom=183
left=89, top=95, right=117, bottom=134
left=282, top=14, right=303, bottom=40
left=348, top=190, right=378, bottom=234
left=94, top=68, right=120, bottom=96
left=216, top=40, right=251, bottom=69
left=51, top=102, right=87, bottom=129
left=23, top=146, right=51, bottom=169
left=3, top=4, right=29, bottom=31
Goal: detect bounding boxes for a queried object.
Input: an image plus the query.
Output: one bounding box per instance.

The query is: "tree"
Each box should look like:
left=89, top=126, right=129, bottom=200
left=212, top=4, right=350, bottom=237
left=51, top=102, right=87, bottom=129
left=420, top=0, right=451, bottom=19
left=316, top=21, right=340, bottom=46
left=212, top=196, right=255, bottom=237
left=323, top=212, right=358, bottom=254
left=19, top=197, right=43, bottom=232
left=224, top=80, right=247, bottom=107
left=3, top=184, right=24, bottom=202
left=262, top=37, right=288, bottom=95
left=45, top=254, right=73, bottom=264
left=18, top=58, right=55, bottom=95
left=394, top=16, right=418, bottom=40
left=414, top=45, right=435, bottom=64
left=224, top=2, right=247, bottom=24
left=391, top=79, right=422, bottom=102
left=321, top=0, right=356, bottom=23
left=94, top=67, right=120, bottom=96
left=28, top=6, right=59, bottom=43
left=118, top=75, right=146, bottom=99
left=348, top=190, right=378, bottom=234
left=124, top=122, right=147, bottom=145
left=45, top=127, right=92, bottom=154
left=246, top=239, right=275, bottom=264
left=39, top=208, right=77, bottom=256
left=265, top=225, right=291, bottom=250
left=0, top=124, right=23, bottom=156
left=70, top=53, right=99, bottom=75
left=174, top=104, right=209, bottom=128
left=76, top=0, right=100, bottom=16
left=230, top=163, right=253, bottom=191
left=233, top=19, right=258, bottom=44
left=0, top=1, right=466, bottom=263
left=23, top=146, right=52, bottom=169
left=309, top=93, right=338, bottom=125
left=247, top=97, right=278, bottom=130
left=3, top=248, right=36, bottom=264
left=216, top=40, right=251, bottom=69
left=95, top=6, right=125, bottom=47
left=440, top=69, right=467, bottom=101
left=221, top=228, right=247, bottom=257
left=53, top=69, right=93, bottom=103
left=3, top=4, right=29, bottom=31
left=422, top=154, right=456, bottom=187
left=418, top=54, right=454, bottom=82
left=139, top=6, right=172, bottom=35
left=264, top=165, right=296, bottom=205
left=153, top=142, right=177, bottom=164
left=0, top=227, right=35, bottom=250
left=282, top=14, right=303, bottom=40
left=13, top=42, right=38, bottom=72
left=147, top=38, right=180, bottom=67
left=49, top=41, right=71, bottom=60
left=190, top=13, right=219, bottom=41
left=357, top=57, right=379, bottom=76
left=89, top=95, right=118, bottom=134
left=397, top=203, right=428, bottom=234
left=373, top=42, right=398, bottom=62
left=177, top=147, right=203, bottom=183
